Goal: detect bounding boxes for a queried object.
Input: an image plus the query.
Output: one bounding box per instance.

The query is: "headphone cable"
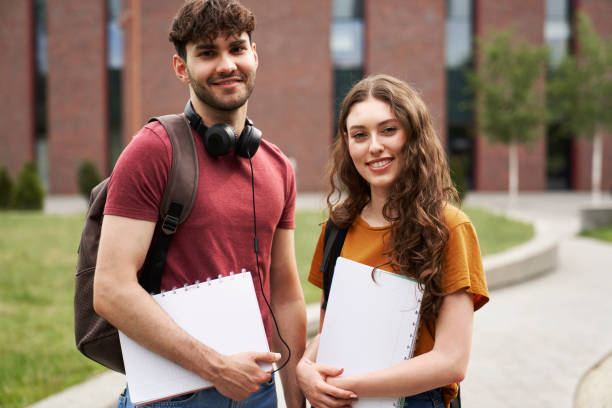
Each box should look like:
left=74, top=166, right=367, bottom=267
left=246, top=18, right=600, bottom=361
left=247, top=154, right=291, bottom=374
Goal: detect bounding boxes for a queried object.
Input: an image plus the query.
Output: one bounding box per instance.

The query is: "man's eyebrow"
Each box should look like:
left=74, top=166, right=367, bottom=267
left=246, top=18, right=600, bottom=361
left=194, top=43, right=217, bottom=51
left=229, top=38, right=247, bottom=47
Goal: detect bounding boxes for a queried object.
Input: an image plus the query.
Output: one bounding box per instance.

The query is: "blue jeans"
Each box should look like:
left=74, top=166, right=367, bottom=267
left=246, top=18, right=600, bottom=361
left=117, top=378, right=277, bottom=408
left=401, top=388, right=445, bottom=408
left=311, top=388, right=445, bottom=408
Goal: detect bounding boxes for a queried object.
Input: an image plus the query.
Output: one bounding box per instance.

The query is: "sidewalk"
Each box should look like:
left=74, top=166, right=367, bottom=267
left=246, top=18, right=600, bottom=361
left=32, top=192, right=612, bottom=408
left=462, top=193, right=612, bottom=407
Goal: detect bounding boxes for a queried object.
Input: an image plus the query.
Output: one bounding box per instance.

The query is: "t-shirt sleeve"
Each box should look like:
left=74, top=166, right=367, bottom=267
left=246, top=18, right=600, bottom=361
left=104, top=123, right=171, bottom=221
left=442, top=221, right=489, bottom=311
left=276, top=158, right=297, bottom=230
left=307, top=223, right=327, bottom=289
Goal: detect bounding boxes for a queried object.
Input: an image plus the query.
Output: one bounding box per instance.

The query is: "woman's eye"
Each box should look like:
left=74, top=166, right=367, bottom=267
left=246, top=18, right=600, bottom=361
left=352, top=132, right=366, bottom=139
left=383, top=127, right=396, bottom=134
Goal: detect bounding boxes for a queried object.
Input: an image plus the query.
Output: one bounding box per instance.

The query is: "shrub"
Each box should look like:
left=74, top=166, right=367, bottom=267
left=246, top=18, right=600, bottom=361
left=13, top=162, right=45, bottom=210
left=77, top=160, right=102, bottom=199
left=450, top=156, right=468, bottom=203
left=0, top=167, right=13, bottom=209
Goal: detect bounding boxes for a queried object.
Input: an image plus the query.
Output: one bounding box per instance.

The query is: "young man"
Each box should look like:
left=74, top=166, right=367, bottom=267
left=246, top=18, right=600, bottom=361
left=93, top=1, right=306, bottom=407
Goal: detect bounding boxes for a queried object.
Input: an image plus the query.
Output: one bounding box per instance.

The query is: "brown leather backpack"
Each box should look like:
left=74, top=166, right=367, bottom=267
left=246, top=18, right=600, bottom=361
left=74, top=114, right=198, bottom=373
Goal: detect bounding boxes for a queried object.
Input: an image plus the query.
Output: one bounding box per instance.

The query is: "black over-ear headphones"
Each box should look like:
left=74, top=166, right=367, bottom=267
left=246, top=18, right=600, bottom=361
left=184, top=100, right=262, bottom=158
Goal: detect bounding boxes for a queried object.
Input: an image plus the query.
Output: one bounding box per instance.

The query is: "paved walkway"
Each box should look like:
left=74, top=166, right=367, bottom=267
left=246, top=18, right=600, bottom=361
left=462, top=193, right=612, bottom=407
left=31, top=192, right=612, bottom=408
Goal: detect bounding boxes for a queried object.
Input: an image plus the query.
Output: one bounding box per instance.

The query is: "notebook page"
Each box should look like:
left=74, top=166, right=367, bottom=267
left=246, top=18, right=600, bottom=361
left=118, top=272, right=270, bottom=406
left=317, top=257, right=423, bottom=408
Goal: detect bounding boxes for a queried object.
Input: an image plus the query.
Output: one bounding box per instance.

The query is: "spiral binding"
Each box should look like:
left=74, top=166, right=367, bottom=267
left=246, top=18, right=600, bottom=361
left=393, top=296, right=423, bottom=408
left=155, top=270, right=252, bottom=297
left=403, top=297, right=423, bottom=361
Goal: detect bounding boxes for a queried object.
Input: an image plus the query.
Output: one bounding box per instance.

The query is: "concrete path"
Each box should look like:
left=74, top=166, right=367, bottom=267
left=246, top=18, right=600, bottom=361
left=462, top=193, right=612, bottom=408
left=29, top=192, right=612, bottom=408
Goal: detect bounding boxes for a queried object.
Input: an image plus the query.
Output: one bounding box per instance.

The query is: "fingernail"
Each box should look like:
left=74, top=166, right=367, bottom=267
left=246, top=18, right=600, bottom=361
left=274, top=353, right=281, bottom=359
left=350, top=393, right=358, bottom=398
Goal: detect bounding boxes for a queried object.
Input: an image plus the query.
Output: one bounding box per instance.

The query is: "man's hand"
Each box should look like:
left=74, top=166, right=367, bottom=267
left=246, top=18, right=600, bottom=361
left=212, top=351, right=281, bottom=401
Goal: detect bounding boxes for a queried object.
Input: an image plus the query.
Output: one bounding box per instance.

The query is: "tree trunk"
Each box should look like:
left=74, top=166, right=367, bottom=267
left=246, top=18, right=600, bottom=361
left=591, top=129, right=603, bottom=205
left=509, top=142, right=519, bottom=205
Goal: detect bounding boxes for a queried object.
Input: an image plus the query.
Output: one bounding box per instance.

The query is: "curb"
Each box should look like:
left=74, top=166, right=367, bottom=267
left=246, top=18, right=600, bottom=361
left=574, top=351, right=612, bottom=407
left=27, top=371, right=125, bottom=408
left=483, top=219, right=559, bottom=290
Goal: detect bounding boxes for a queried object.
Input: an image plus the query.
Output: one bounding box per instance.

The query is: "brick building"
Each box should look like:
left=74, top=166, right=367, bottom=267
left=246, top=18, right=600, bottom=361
left=0, top=0, right=610, bottom=194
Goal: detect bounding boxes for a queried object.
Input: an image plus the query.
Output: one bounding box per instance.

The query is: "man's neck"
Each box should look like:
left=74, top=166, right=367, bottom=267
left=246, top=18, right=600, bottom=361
left=190, top=97, right=248, bottom=136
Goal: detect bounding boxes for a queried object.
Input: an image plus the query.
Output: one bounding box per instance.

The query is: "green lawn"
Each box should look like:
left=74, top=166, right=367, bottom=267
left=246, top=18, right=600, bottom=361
left=464, top=207, right=534, bottom=255
left=0, top=212, right=105, bottom=408
left=294, top=209, right=327, bottom=304
left=580, top=226, right=612, bottom=242
left=0, top=206, right=532, bottom=407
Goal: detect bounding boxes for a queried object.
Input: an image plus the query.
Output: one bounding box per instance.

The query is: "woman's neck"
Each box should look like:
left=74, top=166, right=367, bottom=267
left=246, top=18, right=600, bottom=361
left=360, top=190, right=390, bottom=227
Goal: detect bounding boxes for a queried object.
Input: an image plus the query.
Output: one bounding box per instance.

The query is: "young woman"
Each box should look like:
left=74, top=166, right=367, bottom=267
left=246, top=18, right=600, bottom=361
left=296, top=74, right=489, bottom=408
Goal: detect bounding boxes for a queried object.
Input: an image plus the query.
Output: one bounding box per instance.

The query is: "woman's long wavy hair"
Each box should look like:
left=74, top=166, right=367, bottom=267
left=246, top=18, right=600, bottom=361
left=328, top=74, right=458, bottom=321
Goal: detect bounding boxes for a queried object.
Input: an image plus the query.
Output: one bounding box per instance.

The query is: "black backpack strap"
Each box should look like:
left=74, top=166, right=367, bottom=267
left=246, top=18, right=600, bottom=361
left=450, top=385, right=461, bottom=408
left=320, top=220, right=348, bottom=310
left=139, top=114, right=199, bottom=294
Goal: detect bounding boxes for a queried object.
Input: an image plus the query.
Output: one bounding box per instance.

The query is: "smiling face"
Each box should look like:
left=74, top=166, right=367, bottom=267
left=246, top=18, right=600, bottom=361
left=345, top=97, right=407, bottom=200
left=180, top=32, right=258, bottom=115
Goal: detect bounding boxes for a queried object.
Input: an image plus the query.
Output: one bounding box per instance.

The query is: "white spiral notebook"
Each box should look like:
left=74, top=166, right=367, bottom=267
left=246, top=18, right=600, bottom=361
left=118, top=270, right=270, bottom=406
left=317, top=257, right=424, bottom=408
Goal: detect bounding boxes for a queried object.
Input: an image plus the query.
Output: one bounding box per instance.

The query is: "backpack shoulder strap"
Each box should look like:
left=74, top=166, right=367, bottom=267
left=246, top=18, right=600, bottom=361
left=138, top=113, right=198, bottom=294
left=321, top=219, right=348, bottom=310
left=152, top=113, right=199, bottom=231
left=450, top=386, right=461, bottom=408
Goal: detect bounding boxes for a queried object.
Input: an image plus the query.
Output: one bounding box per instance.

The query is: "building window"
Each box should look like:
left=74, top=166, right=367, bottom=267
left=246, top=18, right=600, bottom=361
left=107, top=0, right=123, bottom=170
left=34, top=0, right=48, bottom=190
left=446, top=0, right=474, bottom=190
left=545, top=0, right=573, bottom=190
left=331, top=0, right=364, bottom=132
left=545, top=0, right=572, bottom=68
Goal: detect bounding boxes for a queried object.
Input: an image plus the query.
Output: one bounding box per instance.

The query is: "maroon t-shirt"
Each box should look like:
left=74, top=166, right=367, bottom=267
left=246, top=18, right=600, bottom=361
left=104, top=120, right=296, bottom=337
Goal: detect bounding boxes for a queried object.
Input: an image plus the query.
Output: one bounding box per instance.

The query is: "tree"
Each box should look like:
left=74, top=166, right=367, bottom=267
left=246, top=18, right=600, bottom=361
left=548, top=12, right=612, bottom=204
left=466, top=29, right=549, bottom=202
left=77, top=160, right=102, bottom=200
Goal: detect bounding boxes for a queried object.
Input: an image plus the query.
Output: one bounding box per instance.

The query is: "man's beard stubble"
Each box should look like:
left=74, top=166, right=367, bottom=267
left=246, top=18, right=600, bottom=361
left=187, top=68, right=256, bottom=112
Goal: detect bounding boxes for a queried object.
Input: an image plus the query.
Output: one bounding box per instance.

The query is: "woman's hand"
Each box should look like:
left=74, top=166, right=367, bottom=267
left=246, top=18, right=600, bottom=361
left=325, top=374, right=355, bottom=392
left=296, top=357, right=358, bottom=408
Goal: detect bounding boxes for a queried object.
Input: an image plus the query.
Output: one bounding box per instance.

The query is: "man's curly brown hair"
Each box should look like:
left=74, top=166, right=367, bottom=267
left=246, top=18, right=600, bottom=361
left=169, top=0, right=256, bottom=61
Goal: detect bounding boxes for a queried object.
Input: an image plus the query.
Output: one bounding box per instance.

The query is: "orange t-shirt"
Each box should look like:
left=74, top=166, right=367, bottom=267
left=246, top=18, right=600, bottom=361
left=308, top=205, right=489, bottom=406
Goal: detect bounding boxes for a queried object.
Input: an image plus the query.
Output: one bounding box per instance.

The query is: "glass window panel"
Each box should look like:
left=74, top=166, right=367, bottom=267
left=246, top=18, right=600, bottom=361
left=546, top=0, right=568, bottom=20
left=333, top=0, right=363, bottom=19
left=34, top=0, right=48, bottom=187
left=331, top=20, right=364, bottom=68
left=107, top=0, right=123, bottom=168
left=107, top=0, right=123, bottom=68
left=545, top=0, right=571, bottom=67
left=334, top=68, right=363, bottom=128
left=445, top=0, right=472, bottom=68
left=448, top=0, right=470, bottom=18
left=35, top=0, right=47, bottom=74
left=446, top=20, right=471, bottom=68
